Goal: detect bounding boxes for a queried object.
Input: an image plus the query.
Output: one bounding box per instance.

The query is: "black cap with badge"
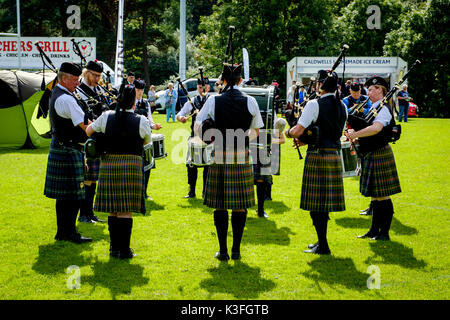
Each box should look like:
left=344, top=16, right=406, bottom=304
left=59, top=62, right=82, bottom=76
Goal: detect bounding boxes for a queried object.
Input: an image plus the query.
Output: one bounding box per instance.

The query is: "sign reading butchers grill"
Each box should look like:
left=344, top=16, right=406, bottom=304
left=0, top=37, right=96, bottom=69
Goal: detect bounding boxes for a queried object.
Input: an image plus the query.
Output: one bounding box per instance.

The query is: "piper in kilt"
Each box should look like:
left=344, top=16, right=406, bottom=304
left=86, top=84, right=151, bottom=259
left=194, top=63, right=264, bottom=261
left=285, top=70, right=347, bottom=255
left=346, top=76, right=401, bottom=241
left=44, top=62, right=92, bottom=244
left=76, top=60, right=109, bottom=223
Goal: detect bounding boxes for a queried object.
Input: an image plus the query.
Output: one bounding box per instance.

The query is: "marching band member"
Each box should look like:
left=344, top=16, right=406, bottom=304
left=75, top=60, right=109, bottom=223
left=345, top=76, right=401, bottom=241
left=194, top=63, right=264, bottom=261
left=44, top=62, right=92, bottom=244
left=134, top=79, right=162, bottom=200
left=176, top=76, right=211, bottom=199
left=285, top=70, right=347, bottom=255
left=86, top=84, right=151, bottom=259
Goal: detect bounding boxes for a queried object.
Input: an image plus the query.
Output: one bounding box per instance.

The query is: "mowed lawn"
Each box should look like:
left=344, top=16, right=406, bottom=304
left=0, top=115, right=448, bottom=300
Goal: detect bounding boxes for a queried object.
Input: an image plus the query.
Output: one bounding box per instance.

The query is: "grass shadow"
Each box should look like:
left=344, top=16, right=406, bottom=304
left=199, top=260, right=276, bottom=299
left=335, top=216, right=418, bottom=235
left=83, top=257, right=149, bottom=300
left=32, top=241, right=94, bottom=275
left=144, top=200, right=166, bottom=212
left=263, top=200, right=290, bottom=215
left=243, top=217, right=295, bottom=246
left=178, top=197, right=210, bottom=213
left=302, top=256, right=369, bottom=292
left=365, top=240, right=427, bottom=269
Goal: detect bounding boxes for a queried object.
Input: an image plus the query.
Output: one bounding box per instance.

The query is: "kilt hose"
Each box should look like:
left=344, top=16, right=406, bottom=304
left=360, top=144, right=401, bottom=197
left=300, top=149, right=346, bottom=213
left=44, top=140, right=85, bottom=201
left=84, top=158, right=100, bottom=181
left=94, top=154, right=146, bottom=214
left=204, top=149, right=255, bottom=210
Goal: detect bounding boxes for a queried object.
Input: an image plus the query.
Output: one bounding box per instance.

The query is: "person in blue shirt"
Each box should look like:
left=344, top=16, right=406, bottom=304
left=397, top=85, right=410, bottom=122
left=342, top=82, right=372, bottom=116
left=298, top=85, right=307, bottom=104
left=164, top=82, right=178, bottom=122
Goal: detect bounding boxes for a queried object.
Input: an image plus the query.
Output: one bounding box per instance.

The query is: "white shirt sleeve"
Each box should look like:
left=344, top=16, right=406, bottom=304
left=247, top=96, right=264, bottom=129
left=147, top=110, right=155, bottom=128
left=373, top=105, right=392, bottom=127
left=90, top=110, right=113, bottom=133
left=177, top=101, right=194, bottom=117
left=139, top=115, right=152, bottom=144
left=297, top=99, right=319, bottom=128
left=54, top=94, right=85, bottom=127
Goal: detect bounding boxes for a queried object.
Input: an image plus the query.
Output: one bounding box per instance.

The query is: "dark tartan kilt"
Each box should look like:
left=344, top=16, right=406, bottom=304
left=204, top=150, right=255, bottom=210
left=44, top=140, right=85, bottom=201
left=94, top=154, right=145, bottom=214
left=360, top=144, right=401, bottom=197
left=300, top=149, right=346, bottom=212
left=84, top=158, right=100, bottom=181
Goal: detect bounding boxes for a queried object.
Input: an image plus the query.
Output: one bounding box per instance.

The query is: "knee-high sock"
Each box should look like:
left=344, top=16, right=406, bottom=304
left=256, top=181, right=267, bottom=214
left=310, top=211, right=329, bottom=249
left=117, top=217, right=133, bottom=253
left=187, top=166, right=198, bottom=193
left=144, top=170, right=150, bottom=196
left=214, top=210, right=228, bottom=254
left=368, top=201, right=381, bottom=236
left=231, top=210, right=247, bottom=253
left=108, top=216, right=118, bottom=252
left=379, top=199, right=394, bottom=236
left=202, top=166, right=209, bottom=197
left=55, top=199, right=66, bottom=238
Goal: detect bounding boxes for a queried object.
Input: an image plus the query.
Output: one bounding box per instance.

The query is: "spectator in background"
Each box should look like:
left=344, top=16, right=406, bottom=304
left=164, top=82, right=178, bottom=123
left=272, top=80, right=281, bottom=114
left=397, top=85, right=410, bottom=122
left=147, top=85, right=158, bottom=112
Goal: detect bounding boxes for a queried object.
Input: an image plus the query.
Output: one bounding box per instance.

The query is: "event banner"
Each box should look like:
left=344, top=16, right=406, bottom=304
left=0, top=37, right=96, bottom=70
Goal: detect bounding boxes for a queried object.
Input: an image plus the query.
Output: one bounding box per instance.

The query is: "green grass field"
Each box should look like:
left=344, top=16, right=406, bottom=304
left=0, top=115, right=449, bottom=300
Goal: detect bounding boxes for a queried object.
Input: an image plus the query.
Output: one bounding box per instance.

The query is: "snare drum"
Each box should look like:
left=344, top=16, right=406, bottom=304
left=340, top=141, right=358, bottom=177
left=187, top=136, right=214, bottom=166
left=151, top=133, right=167, bottom=159
left=143, top=143, right=154, bottom=171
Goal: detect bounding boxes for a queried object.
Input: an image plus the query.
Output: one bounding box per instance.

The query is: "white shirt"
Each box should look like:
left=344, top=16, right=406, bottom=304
left=135, top=98, right=156, bottom=129
left=195, top=86, right=264, bottom=129
left=90, top=109, right=152, bottom=144
left=54, top=84, right=85, bottom=127
left=297, top=93, right=348, bottom=131
left=369, top=100, right=392, bottom=126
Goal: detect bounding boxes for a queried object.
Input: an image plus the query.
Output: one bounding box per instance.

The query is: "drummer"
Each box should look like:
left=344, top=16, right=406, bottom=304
left=176, top=76, right=211, bottom=198
left=134, top=79, right=162, bottom=200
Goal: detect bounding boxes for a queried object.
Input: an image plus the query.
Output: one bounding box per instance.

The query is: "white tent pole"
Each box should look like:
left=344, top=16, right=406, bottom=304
left=17, top=0, right=21, bottom=70
left=179, top=0, right=186, bottom=81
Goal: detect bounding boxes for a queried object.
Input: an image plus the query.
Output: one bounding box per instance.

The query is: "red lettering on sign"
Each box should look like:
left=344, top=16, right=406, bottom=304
left=44, top=41, right=51, bottom=51
left=63, top=42, right=69, bottom=52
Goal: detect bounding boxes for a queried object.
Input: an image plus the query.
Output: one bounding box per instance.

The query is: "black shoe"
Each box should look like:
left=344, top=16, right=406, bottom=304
left=304, top=245, right=330, bottom=255
left=184, top=192, right=196, bottom=198
left=257, top=211, right=269, bottom=218
left=119, top=248, right=137, bottom=259
left=370, top=234, right=390, bottom=241
left=357, top=231, right=379, bottom=239
left=360, top=207, right=373, bottom=216
left=307, top=242, right=319, bottom=249
left=214, top=251, right=230, bottom=261
left=231, top=252, right=241, bottom=260
left=90, top=214, right=105, bottom=223
left=78, top=215, right=95, bottom=223
left=67, top=233, right=92, bottom=244
left=110, top=250, right=120, bottom=258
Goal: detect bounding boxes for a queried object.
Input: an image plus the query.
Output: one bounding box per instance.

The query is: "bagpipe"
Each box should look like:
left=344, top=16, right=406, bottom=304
left=287, top=44, right=349, bottom=159
left=347, top=59, right=421, bottom=132
left=35, top=41, right=58, bottom=119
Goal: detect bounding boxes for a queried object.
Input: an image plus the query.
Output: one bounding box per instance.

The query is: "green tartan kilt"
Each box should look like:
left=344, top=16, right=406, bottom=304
left=84, top=158, right=100, bottom=181
left=300, top=149, right=346, bottom=212
left=94, top=154, right=145, bottom=214
left=360, top=144, right=401, bottom=197
left=204, top=150, right=255, bottom=210
left=44, top=140, right=85, bottom=201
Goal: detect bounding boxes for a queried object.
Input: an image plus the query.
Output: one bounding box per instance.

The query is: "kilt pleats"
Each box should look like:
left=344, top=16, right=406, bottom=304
left=300, top=150, right=346, bottom=212
left=204, top=150, right=255, bottom=209
left=360, top=144, right=401, bottom=197
left=44, top=141, right=85, bottom=201
left=94, top=154, right=145, bottom=214
left=84, top=158, right=100, bottom=181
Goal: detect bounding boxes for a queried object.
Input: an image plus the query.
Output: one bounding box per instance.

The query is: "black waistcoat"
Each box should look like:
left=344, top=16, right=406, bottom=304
left=135, top=99, right=149, bottom=118
left=49, top=85, right=87, bottom=146
left=78, top=82, right=107, bottom=118
left=357, top=103, right=394, bottom=154
left=104, top=111, right=144, bottom=155
left=190, top=94, right=209, bottom=137
left=313, top=94, right=347, bottom=149
left=214, top=89, right=253, bottom=150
